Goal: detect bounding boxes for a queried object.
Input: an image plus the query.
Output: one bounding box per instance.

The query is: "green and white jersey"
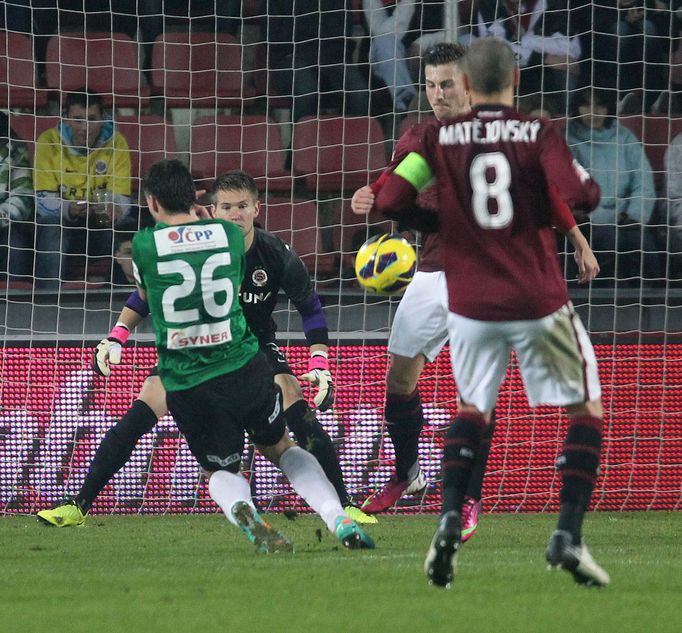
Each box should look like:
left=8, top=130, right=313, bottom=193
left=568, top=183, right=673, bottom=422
left=132, top=218, right=259, bottom=392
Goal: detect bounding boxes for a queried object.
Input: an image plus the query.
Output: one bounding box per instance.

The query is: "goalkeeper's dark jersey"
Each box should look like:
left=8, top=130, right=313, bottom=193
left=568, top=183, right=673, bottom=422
left=132, top=218, right=259, bottom=391
left=241, top=227, right=329, bottom=348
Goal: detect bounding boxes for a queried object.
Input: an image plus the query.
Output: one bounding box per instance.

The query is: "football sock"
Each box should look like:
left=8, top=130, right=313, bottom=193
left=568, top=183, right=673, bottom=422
left=284, top=399, right=349, bottom=506
left=385, top=390, right=424, bottom=481
left=465, top=410, right=496, bottom=501
left=557, top=415, right=603, bottom=545
left=279, top=445, right=345, bottom=533
left=76, top=400, right=158, bottom=513
left=208, top=469, right=256, bottom=527
left=441, top=412, right=487, bottom=514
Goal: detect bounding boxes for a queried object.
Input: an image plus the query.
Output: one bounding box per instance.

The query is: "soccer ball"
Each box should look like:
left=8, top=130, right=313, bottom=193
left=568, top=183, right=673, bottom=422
left=354, top=233, right=417, bottom=295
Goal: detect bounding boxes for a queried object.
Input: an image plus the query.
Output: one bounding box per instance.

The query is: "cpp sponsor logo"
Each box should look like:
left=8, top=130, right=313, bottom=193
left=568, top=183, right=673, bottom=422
left=167, top=226, right=215, bottom=244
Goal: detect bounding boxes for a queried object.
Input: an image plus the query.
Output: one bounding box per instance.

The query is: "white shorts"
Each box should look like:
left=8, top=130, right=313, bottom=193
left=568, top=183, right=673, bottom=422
left=388, top=270, right=449, bottom=362
left=447, top=303, right=601, bottom=412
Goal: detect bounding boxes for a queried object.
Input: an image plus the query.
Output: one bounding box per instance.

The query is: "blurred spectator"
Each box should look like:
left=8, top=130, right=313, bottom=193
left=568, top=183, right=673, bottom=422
left=362, top=1, right=445, bottom=113
left=0, top=112, right=33, bottom=281
left=593, top=1, right=682, bottom=114
left=33, top=90, right=132, bottom=288
left=111, top=216, right=138, bottom=285
left=465, top=0, right=581, bottom=114
left=266, top=0, right=370, bottom=122
left=566, top=88, right=661, bottom=282
left=664, top=132, right=682, bottom=276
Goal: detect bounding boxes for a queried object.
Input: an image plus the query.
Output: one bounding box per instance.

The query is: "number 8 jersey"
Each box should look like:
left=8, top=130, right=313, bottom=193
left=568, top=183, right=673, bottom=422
left=132, top=218, right=259, bottom=391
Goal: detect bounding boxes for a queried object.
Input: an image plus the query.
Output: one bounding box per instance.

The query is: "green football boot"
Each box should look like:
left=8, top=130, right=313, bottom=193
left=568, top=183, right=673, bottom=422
left=36, top=500, right=87, bottom=527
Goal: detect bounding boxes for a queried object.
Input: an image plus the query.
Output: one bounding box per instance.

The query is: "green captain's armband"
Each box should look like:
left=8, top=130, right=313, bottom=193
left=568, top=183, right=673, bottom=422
left=393, top=152, right=434, bottom=191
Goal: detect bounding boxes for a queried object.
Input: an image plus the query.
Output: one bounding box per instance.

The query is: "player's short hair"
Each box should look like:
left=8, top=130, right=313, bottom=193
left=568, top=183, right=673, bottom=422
left=211, top=170, right=260, bottom=202
left=422, top=42, right=466, bottom=68
left=142, top=159, right=196, bottom=214
left=461, top=38, right=516, bottom=94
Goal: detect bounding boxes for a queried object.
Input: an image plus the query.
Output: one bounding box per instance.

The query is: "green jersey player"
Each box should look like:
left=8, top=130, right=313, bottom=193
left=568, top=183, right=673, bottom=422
left=130, top=159, right=373, bottom=551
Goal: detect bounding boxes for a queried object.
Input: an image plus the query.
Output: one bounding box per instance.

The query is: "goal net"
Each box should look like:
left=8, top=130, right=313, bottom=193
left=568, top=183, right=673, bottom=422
left=1, top=1, right=681, bottom=516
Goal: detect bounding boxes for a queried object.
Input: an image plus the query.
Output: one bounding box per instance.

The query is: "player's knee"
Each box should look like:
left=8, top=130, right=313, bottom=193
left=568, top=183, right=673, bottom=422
left=138, top=376, right=169, bottom=418
left=566, top=398, right=603, bottom=419
left=458, top=402, right=493, bottom=424
left=275, top=373, right=303, bottom=408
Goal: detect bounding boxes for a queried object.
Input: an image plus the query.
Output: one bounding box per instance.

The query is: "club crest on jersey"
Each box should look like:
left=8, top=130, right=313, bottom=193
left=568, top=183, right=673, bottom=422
left=95, top=160, right=108, bottom=174
left=155, top=223, right=228, bottom=255
left=252, top=267, right=268, bottom=287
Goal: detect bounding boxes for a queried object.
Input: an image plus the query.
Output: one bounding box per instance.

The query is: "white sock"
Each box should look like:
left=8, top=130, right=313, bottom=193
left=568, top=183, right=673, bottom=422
left=279, top=446, right=346, bottom=533
left=208, top=470, right=255, bottom=527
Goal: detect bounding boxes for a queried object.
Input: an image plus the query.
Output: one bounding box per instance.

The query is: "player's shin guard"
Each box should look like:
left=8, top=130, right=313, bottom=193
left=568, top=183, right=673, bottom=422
left=441, top=413, right=487, bottom=514
left=279, top=445, right=345, bottom=533
left=285, top=399, right=349, bottom=506
left=76, top=400, right=158, bottom=512
left=465, top=409, right=496, bottom=501
left=385, top=390, right=424, bottom=481
left=557, top=415, right=603, bottom=545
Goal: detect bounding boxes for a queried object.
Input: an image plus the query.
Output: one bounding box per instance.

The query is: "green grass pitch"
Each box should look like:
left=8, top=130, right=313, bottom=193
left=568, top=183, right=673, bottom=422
left=2, top=512, right=680, bottom=633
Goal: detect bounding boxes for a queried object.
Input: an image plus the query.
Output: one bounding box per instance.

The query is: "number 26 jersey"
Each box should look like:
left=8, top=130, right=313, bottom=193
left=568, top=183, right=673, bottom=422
left=132, top=218, right=259, bottom=392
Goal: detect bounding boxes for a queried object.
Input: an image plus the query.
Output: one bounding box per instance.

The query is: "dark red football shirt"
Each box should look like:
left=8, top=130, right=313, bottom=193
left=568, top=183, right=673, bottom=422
left=410, top=105, right=599, bottom=321
left=372, top=121, right=443, bottom=273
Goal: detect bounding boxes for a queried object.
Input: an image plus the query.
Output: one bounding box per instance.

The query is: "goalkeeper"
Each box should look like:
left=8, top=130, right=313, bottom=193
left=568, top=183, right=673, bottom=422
left=37, top=170, right=374, bottom=527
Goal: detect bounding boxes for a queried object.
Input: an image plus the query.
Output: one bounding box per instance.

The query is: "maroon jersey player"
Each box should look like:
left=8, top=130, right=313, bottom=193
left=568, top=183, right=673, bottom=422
left=374, top=37, right=610, bottom=589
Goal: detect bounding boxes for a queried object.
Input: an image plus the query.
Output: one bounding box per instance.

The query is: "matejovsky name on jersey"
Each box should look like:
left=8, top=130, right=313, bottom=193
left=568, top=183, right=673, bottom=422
left=132, top=218, right=259, bottom=392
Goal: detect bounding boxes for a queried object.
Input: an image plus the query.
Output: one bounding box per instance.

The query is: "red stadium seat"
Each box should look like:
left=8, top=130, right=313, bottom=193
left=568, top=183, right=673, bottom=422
left=0, top=31, right=48, bottom=108
left=190, top=115, right=291, bottom=192
left=258, top=198, right=337, bottom=277
left=621, top=115, right=682, bottom=191
left=115, top=115, right=178, bottom=190
left=8, top=113, right=59, bottom=156
left=292, top=116, right=387, bottom=192
left=150, top=32, right=256, bottom=107
left=45, top=32, right=150, bottom=107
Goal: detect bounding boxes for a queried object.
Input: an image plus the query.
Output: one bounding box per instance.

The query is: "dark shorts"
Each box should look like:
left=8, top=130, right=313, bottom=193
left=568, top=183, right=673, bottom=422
left=149, top=340, right=294, bottom=379
left=260, top=340, right=294, bottom=376
left=165, top=352, right=286, bottom=473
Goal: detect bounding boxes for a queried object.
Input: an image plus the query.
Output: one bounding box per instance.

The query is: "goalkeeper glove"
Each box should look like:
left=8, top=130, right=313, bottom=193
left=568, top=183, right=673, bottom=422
left=300, top=350, right=334, bottom=411
left=93, top=323, right=130, bottom=377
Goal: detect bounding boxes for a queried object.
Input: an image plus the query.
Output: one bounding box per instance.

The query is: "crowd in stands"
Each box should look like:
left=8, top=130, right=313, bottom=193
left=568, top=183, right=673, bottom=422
left=1, top=0, right=682, bottom=289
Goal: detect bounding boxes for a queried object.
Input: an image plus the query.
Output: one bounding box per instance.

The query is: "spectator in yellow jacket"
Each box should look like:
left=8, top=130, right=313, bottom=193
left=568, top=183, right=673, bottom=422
left=34, top=90, right=132, bottom=287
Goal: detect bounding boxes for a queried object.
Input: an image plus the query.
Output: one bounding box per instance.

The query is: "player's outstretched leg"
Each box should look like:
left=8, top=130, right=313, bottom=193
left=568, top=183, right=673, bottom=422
left=424, top=510, right=461, bottom=588
left=285, top=399, right=376, bottom=524
left=547, top=412, right=609, bottom=586
left=278, top=445, right=375, bottom=549
left=36, top=400, right=158, bottom=527
left=362, top=390, right=427, bottom=513
left=210, top=470, right=293, bottom=553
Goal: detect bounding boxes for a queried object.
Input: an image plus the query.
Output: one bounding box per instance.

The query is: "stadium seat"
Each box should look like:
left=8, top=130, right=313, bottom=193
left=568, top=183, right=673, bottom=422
left=258, top=198, right=337, bottom=277
left=8, top=113, right=59, bottom=156
left=115, top=115, right=178, bottom=191
left=190, top=115, right=291, bottom=192
left=45, top=32, right=150, bottom=107
left=0, top=31, right=48, bottom=108
left=292, top=116, right=387, bottom=193
left=149, top=32, right=257, bottom=107
left=621, top=115, right=682, bottom=191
